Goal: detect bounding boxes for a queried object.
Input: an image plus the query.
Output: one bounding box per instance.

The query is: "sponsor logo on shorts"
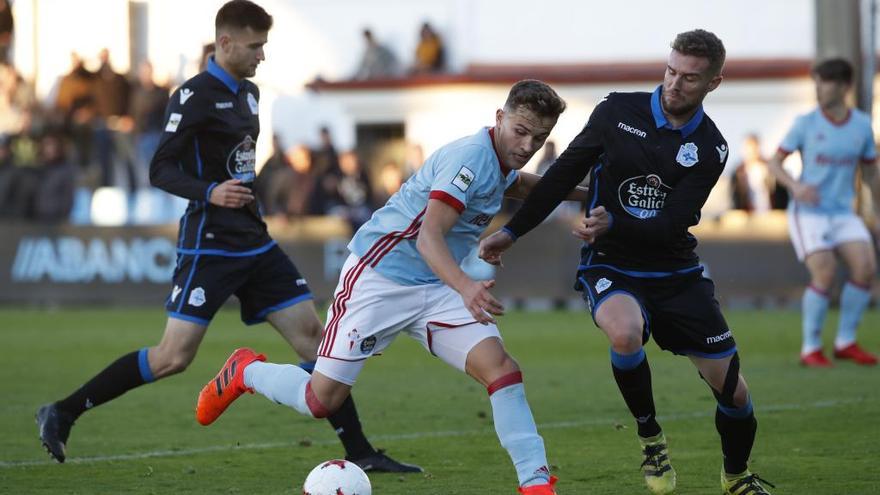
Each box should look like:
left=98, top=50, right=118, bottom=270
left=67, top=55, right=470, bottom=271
left=171, top=285, right=182, bottom=303
left=595, top=277, right=612, bottom=294
left=188, top=287, right=206, bottom=307
left=360, top=335, right=377, bottom=354
left=706, top=330, right=732, bottom=344
left=348, top=329, right=360, bottom=351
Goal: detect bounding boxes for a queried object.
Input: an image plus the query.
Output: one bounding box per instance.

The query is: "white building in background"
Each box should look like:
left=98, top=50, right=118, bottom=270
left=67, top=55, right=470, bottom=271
left=10, top=0, right=877, bottom=214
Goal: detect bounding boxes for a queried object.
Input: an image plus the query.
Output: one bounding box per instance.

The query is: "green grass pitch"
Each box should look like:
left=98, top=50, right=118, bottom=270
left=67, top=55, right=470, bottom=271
left=2, top=308, right=878, bottom=494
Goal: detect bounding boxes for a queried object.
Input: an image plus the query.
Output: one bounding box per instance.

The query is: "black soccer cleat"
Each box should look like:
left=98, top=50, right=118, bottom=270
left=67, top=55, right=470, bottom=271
left=35, top=403, right=75, bottom=463
left=347, top=449, right=423, bottom=473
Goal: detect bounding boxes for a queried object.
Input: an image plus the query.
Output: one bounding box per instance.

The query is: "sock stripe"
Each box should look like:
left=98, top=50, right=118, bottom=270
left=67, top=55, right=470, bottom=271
left=137, top=348, right=155, bottom=383
left=610, top=347, right=646, bottom=371
left=808, top=284, right=829, bottom=297
left=846, top=280, right=872, bottom=292
left=305, top=382, right=331, bottom=418
left=487, top=371, right=523, bottom=395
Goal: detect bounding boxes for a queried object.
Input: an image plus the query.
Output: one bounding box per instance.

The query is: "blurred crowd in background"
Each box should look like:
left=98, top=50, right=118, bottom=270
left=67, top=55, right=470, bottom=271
left=0, top=8, right=789, bottom=228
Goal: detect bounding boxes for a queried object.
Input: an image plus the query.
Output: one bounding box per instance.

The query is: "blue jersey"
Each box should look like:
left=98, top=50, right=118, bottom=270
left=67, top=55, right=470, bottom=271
left=779, top=107, right=876, bottom=213
left=348, top=127, right=518, bottom=285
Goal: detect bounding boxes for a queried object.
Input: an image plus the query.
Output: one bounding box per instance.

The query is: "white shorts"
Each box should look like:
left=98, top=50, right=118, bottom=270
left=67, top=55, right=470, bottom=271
left=788, top=206, right=872, bottom=261
left=314, top=254, right=501, bottom=385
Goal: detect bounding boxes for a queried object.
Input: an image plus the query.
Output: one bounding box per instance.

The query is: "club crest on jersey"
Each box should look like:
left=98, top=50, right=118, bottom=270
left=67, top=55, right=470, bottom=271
left=618, top=174, right=671, bottom=219
left=360, top=335, right=377, bottom=354
left=226, top=135, right=257, bottom=182
left=188, top=287, right=206, bottom=307
left=453, top=166, right=475, bottom=192
left=595, top=278, right=612, bottom=294
left=247, top=92, right=258, bottom=115
left=676, top=142, right=699, bottom=167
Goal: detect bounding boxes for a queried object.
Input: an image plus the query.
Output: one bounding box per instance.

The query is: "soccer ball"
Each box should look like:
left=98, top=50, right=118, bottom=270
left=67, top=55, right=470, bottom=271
left=302, top=459, right=372, bottom=495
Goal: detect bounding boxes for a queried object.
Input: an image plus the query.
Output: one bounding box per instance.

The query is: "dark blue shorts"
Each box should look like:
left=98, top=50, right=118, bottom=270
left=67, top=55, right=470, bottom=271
left=165, top=244, right=313, bottom=326
left=575, top=266, right=736, bottom=358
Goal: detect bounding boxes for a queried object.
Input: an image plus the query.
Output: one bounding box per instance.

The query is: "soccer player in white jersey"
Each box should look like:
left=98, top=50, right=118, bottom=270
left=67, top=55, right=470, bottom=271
left=767, top=58, right=880, bottom=367
left=196, top=80, right=588, bottom=494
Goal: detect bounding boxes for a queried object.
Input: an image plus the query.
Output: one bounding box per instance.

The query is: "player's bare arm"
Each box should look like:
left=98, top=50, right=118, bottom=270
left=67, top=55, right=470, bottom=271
left=417, top=199, right=504, bottom=324
left=505, top=171, right=589, bottom=201
left=208, top=179, right=255, bottom=208
left=767, top=149, right=819, bottom=205
left=861, top=162, right=880, bottom=240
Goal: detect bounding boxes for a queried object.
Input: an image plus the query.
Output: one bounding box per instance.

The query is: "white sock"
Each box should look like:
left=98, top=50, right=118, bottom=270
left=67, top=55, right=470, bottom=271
left=243, top=361, right=314, bottom=417
left=801, top=286, right=829, bottom=354
left=490, top=382, right=550, bottom=487
left=835, top=282, right=871, bottom=349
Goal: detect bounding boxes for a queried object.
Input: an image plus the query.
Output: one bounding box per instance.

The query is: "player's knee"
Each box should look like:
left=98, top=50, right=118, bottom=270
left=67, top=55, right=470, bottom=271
left=607, top=330, right=642, bottom=354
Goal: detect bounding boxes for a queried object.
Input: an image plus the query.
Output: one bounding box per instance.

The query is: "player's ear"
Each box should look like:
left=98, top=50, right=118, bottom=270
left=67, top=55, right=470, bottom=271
left=495, top=108, right=504, bottom=127
left=707, top=74, right=723, bottom=93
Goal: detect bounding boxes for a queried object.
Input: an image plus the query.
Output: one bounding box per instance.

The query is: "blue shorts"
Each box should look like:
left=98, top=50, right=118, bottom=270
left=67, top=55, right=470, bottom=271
left=575, top=266, right=736, bottom=359
left=165, top=245, right=313, bottom=326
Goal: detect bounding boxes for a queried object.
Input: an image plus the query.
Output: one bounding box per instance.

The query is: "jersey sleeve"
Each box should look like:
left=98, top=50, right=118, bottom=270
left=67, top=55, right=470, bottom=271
left=504, top=95, right=611, bottom=239
left=778, top=115, right=806, bottom=155
left=427, top=146, right=490, bottom=214
left=611, top=140, right=727, bottom=246
left=149, top=85, right=216, bottom=202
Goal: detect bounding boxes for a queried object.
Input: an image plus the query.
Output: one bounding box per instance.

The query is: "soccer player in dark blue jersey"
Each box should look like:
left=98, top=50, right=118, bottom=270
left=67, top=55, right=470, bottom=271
left=36, top=0, right=419, bottom=474
left=481, top=30, right=773, bottom=495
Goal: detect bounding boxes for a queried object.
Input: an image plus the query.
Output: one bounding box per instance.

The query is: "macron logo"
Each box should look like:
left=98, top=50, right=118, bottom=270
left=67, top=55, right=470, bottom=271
left=179, top=88, right=194, bottom=105
left=618, top=122, right=647, bottom=138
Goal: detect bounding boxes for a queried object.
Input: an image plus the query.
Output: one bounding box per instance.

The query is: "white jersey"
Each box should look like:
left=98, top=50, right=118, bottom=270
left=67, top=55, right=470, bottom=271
left=348, top=127, right=519, bottom=285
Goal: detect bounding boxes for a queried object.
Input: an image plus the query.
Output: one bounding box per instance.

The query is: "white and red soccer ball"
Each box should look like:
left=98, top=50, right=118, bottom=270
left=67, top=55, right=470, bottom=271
left=302, top=459, right=372, bottom=495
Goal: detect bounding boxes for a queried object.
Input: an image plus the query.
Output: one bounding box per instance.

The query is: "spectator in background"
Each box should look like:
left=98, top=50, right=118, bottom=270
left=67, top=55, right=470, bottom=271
left=92, top=48, right=134, bottom=190
left=731, top=133, right=773, bottom=214
left=34, top=132, right=77, bottom=222
left=0, top=134, right=14, bottom=216
left=0, top=0, right=12, bottom=66
left=280, top=144, right=318, bottom=219
left=412, top=22, right=445, bottom=74
left=535, top=140, right=557, bottom=175
left=254, top=133, right=288, bottom=215
left=0, top=63, right=36, bottom=136
left=55, top=53, right=95, bottom=172
left=311, top=126, right=339, bottom=176
left=129, top=60, right=169, bottom=188
left=329, top=151, right=373, bottom=230
left=354, top=29, right=399, bottom=80
left=374, top=159, right=403, bottom=208
left=403, top=142, right=424, bottom=174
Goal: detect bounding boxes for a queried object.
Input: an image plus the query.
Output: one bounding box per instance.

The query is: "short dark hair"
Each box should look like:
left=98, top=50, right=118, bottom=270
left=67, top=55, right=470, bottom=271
left=215, top=0, right=273, bottom=33
left=671, top=29, right=726, bottom=76
left=812, top=58, right=853, bottom=84
left=503, top=79, right=566, bottom=119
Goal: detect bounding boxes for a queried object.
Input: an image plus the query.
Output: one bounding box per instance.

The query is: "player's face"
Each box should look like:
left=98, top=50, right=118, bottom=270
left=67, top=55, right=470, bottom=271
left=661, top=50, right=722, bottom=117
left=219, top=27, right=268, bottom=79
left=493, top=106, right=557, bottom=170
left=814, top=77, right=849, bottom=109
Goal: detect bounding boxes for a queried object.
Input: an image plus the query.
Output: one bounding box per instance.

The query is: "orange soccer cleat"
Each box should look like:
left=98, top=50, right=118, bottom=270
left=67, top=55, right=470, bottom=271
left=800, top=349, right=833, bottom=368
left=517, top=475, right=559, bottom=495
left=834, top=343, right=878, bottom=366
left=196, top=348, right=266, bottom=425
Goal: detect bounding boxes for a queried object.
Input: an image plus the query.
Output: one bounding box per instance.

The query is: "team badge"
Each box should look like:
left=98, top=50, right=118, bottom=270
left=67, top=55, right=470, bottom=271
left=676, top=142, right=699, bottom=167
left=165, top=113, right=182, bottom=133
left=226, top=135, right=257, bottom=182
left=595, top=278, right=612, bottom=294
left=453, top=166, right=475, bottom=192
left=188, top=287, right=206, bottom=307
left=360, top=335, right=377, bottom=354
left=247, top=92, right=258, bottom=115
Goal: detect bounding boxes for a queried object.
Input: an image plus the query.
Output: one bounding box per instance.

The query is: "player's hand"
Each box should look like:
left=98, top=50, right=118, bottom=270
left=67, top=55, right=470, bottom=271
left=460, top=279, right=505, bottom=325
left=479, top=230, right=515, bottom=267
left=791, top=182, right=819, bottom=205
left=572, top=206, right=611, bottom=243
left=209, top=179, right=254, bottom=208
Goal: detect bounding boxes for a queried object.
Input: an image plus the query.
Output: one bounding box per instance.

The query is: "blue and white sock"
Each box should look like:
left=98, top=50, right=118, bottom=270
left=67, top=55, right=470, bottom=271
left=802, top=285, right=829, bottom=355
left=835, top=281, right=871, bottom=349
left=244, top=361, right=314, bottom=417
left=488, top=372, right=550, bottom=488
